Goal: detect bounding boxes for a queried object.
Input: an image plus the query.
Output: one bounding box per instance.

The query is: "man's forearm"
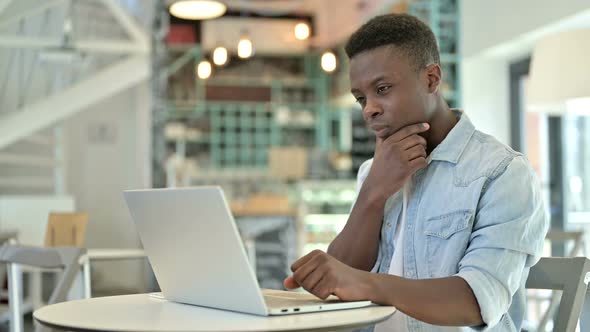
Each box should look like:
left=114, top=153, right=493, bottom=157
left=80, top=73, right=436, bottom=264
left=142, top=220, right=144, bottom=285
left=366, top=273, right=483, bottom=327
left=327, top=185, right=387, bottom=271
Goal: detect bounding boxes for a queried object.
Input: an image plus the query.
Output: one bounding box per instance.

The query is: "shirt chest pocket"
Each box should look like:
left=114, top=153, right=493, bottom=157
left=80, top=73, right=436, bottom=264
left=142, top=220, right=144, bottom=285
left=424, top=210, right=473, bottom=278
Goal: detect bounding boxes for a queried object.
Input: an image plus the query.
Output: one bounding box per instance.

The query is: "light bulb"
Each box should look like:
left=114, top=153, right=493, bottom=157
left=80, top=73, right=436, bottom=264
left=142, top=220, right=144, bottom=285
left=294, top=22, right=310, bottom=40
left=237, top=37, right=253, bottom=59
left=197, top=60, right=212, bottom=79
left=169, top=0, right=226, bottom=20
left=213, top=46, right=228, bottom=66
left=321, top=51, right=337, bottom=72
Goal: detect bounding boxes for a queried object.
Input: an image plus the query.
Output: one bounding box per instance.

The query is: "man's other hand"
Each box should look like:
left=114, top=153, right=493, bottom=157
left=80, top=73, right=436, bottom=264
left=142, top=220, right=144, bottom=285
left=283, top=250, right=374, bottom=301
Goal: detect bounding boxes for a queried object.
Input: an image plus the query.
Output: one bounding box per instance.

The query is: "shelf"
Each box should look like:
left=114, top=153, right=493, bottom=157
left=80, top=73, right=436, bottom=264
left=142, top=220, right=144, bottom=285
left=166, top=137, right=210, bottom=143
left=208, top=76, right=311, bottom=88
left=300, top=186, right=356, bottom=205
left=278, top=124, right=315, bottom=129
left=275, top=102, right=318, bottom=110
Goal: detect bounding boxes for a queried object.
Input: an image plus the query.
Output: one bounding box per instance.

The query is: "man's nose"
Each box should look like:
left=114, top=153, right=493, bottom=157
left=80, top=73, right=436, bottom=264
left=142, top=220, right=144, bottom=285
left=363, top=100, right=384, bottom=120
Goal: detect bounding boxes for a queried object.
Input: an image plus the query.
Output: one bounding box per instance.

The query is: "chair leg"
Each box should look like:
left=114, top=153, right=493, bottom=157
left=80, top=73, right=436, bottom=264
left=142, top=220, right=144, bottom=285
left=538, top=291, right=561, bottom=331
left=581, top=290, right=590, bottom=332
left=7, top=263, right=23, bottom=332
left=555, top=268, right=590, bottom=332
left=82, top=256, right=92, bottom=298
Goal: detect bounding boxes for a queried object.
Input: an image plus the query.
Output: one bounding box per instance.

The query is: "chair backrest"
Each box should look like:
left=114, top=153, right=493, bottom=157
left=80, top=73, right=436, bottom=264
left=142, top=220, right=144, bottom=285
left=526, top=257, right=590, bottom=332
left=0, top=245, right=86, bottom=304
left=44, top=212, right=88, bottom=247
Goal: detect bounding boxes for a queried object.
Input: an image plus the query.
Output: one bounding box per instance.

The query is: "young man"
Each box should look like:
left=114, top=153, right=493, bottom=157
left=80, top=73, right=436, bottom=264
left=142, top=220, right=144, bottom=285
left=283, top=14, right=548, bottom=331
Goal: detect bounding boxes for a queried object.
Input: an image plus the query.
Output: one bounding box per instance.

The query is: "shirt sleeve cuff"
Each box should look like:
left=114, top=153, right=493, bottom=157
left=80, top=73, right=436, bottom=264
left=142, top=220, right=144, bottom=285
left=455, top=268, right=509, bottom=330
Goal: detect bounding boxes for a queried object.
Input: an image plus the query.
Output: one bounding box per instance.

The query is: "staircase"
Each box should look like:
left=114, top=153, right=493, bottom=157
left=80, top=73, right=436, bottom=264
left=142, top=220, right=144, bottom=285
left=0, top=0, right=152, bottom=194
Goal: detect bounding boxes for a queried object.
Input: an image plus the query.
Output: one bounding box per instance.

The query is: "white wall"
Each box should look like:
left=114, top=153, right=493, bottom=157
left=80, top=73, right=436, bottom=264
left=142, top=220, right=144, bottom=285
left=64, top=81, right=151, bottom=292
left=462, top=0, right=590, bottom=58
left=460, top=0, right=590, bottom=145
left=461, top=58, right=511, bottom=145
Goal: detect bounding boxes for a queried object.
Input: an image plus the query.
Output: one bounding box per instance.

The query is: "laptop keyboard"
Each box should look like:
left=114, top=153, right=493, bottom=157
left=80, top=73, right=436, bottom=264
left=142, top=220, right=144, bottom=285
left=262, top=289, right=342, bottom=308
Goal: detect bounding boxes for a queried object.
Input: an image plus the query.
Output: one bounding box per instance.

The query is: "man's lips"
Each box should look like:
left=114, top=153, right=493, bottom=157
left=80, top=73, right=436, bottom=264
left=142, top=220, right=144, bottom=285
left=369, top=125, right=389, bottom=137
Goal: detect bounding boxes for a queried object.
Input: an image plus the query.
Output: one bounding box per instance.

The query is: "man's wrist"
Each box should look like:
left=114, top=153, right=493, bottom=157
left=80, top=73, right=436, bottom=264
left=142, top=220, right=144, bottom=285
left=363, top=272, right=404, bottom=307
left=358, top=184, right=390, bottom=207
left=362, top=272, right=386, bottom=304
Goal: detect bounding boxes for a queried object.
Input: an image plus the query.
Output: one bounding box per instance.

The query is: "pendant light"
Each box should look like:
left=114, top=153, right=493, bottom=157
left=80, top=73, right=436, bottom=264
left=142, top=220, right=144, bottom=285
left=169, top=0, right=226, bottom=20
left=197, top=60, right=212, bottom=79
left=237, top=30, right=253, bottom=59
left=213, top=46, right=228, bottom=66
left=294, top=22, right=311, bottom=41
left=321, top=51, right=337, bottom=73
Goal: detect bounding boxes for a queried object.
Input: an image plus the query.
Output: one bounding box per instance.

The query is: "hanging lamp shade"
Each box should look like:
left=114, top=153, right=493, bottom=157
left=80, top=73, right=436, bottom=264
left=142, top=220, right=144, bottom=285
left=169, top=0, right=227, bottom=20
left=527, top=29, right=590, bottom=114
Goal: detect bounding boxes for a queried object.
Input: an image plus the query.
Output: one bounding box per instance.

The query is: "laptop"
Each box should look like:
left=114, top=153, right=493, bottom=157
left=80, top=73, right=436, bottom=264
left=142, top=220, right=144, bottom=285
left=123, top=186, right=372, bottom=316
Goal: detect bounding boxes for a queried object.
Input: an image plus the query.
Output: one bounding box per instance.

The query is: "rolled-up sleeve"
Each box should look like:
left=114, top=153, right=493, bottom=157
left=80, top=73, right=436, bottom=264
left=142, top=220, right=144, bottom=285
left=455, top=156, right=549, bottom=329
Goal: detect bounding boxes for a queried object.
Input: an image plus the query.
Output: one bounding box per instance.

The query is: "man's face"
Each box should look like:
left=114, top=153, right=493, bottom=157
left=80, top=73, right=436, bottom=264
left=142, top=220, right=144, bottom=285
left=349, top=45, right=432, bottom=140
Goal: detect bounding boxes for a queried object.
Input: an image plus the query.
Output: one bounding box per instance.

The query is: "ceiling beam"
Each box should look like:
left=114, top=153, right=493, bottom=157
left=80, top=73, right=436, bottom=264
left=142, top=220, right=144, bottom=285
left=76, top=39, right=149, bottom=54
left=0, top=176, right=54, bottom=188
left=0, top=55, right=150, bottom=149
left=0, top=0, right=149, bottom=53
left=99, top=0, right=149, bottom=52
left=0, top=0, right=12, bottom=15
left=0, top=153, right=57, bottom=167
left=0, top=36, right=58, bottom=48
left=0, top=36, right=148, bottom=54
left=0, top=0, right=62, bottom=29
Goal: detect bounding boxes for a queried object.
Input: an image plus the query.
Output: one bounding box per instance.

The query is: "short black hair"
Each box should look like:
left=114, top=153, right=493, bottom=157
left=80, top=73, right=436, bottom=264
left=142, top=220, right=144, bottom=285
left=345, top=14, right=440, bottom=71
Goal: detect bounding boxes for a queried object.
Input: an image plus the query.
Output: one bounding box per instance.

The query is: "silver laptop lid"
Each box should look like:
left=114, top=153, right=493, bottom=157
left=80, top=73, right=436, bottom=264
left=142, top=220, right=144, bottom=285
left=124, top=186, right=268, bottom=315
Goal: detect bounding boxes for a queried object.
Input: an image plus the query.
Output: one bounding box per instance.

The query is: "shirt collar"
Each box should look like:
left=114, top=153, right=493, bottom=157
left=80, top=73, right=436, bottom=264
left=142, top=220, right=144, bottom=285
left=428, top=109, right=475, bottom=164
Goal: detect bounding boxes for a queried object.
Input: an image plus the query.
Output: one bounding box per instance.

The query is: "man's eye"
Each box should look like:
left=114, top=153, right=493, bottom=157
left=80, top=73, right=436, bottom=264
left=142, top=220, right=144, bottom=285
left=377, top=86, right=391, bottom=94
left=355, top=97, right=365, bottom=105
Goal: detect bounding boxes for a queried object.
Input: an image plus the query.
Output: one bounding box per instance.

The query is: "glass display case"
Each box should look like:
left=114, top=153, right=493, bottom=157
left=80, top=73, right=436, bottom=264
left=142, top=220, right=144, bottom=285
left=296, top=180, right=357, bottom=255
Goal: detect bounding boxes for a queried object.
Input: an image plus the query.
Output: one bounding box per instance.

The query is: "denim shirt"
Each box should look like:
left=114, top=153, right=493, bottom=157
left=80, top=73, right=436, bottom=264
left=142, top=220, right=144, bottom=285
left=355, top=110, right=549, bottom=331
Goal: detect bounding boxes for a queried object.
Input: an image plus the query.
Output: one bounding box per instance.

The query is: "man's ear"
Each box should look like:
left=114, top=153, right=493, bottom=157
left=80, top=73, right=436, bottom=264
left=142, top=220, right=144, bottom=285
left=424, top=63, right=442, bottom=94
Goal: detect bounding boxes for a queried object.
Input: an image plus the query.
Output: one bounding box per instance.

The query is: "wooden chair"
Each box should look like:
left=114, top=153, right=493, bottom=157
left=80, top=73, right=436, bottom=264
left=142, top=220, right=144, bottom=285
left=44, top=212, right=88, bottom=247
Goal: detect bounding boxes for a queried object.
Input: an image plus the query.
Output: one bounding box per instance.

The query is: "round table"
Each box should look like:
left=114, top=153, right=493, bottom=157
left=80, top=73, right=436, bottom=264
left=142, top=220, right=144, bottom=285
left=34, top=293, right=396, bottom=332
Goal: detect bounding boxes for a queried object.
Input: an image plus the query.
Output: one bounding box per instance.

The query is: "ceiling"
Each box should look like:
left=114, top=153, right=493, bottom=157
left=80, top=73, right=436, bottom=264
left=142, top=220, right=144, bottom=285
left=182, top=0, right=400, bottom=53
left=0, top=0, right=153, bottom=148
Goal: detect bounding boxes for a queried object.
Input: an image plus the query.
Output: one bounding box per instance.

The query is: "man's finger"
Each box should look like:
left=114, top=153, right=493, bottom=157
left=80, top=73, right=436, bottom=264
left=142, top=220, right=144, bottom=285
left=409, top=156, right=428, bottom=172
left=309, top=274, right=334, bottom=300
left=291, top=250, right=323, bottom=272
left=405, top=145, right=427, bottom=161
left=292, top=253, right=325, bottom=289
left=388, top=122, right=430, bottom=143
left=401, top=134, right=427, bottom=151
left=299, top=264, right=327, bottom=294
left=283, top=276, right=300, bottom=290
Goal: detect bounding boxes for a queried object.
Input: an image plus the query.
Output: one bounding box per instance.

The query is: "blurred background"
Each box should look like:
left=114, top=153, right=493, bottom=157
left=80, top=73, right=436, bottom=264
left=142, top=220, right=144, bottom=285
left=0, top=0, right=590, bottom=331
